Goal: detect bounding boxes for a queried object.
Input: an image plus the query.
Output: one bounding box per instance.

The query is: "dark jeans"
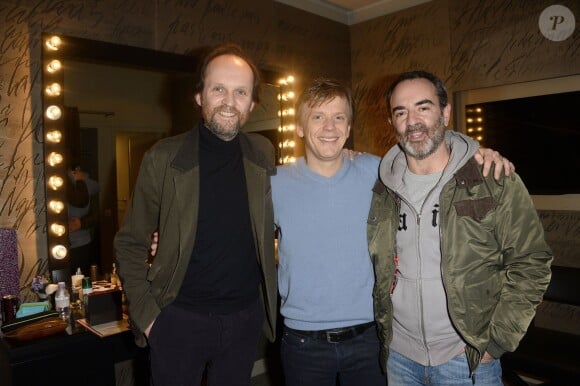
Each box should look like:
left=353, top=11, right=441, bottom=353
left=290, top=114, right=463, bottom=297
left=148, top=298, right=264, bottom=386
left=281, top=324, right=386, bottom=386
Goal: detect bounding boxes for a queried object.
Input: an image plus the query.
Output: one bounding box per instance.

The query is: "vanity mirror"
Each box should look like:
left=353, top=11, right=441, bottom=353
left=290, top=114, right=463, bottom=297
left=41, top=34, right=295, bottom=280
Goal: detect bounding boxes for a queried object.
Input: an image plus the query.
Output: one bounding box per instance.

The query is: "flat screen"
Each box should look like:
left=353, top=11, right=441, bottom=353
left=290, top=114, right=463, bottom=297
left=465, top=90, right=580, bottom=194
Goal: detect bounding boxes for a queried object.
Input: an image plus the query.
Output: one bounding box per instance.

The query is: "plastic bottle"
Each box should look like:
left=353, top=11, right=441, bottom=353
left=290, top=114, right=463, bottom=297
left=110, top=263, right=119, bottom=288
left=54, top=281, right=71, bottom=320
left=71, top=267, right=84, bottom=299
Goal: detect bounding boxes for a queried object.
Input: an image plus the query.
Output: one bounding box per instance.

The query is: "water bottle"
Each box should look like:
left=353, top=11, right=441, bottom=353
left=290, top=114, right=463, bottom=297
left=55, top=281, right=71, bottom=320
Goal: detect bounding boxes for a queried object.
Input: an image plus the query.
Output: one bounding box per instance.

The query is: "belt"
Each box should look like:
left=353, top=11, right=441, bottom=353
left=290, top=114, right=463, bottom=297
left=287, top=321, right=375, bottom=343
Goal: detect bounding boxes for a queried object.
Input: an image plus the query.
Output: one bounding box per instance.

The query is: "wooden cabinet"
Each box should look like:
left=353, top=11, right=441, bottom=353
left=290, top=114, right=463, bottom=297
left=0, top=329, right=149, bottom=386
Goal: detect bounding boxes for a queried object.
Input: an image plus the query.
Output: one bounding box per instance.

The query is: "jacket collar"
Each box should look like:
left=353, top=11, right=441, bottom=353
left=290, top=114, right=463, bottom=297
left=454, top=157, right=484, bottom=188
left=372, top=179, right=387, bottom=194
left=170, top=122, right=274, bottom=173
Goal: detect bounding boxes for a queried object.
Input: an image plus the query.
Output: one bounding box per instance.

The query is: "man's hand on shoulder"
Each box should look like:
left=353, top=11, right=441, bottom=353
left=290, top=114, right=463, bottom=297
left=474, top=147, right=515, bottom=180
left=342, top=148, right=365, bottom=160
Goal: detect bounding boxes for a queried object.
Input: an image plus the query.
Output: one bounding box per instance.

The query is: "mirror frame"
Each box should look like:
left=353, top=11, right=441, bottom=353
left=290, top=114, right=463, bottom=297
left=41, top=33, right=295, bottom=277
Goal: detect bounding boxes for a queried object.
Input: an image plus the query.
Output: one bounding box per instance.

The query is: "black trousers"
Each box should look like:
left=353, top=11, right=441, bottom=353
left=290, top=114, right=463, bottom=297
left=148, top=298, right=264, bottom=386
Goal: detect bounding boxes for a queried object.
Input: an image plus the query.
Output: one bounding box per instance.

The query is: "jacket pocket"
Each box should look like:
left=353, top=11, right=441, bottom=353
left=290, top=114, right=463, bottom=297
left=454, top=197, right=497, bottom=221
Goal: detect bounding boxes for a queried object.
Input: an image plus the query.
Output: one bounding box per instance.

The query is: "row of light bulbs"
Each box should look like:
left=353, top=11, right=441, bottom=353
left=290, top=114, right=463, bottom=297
left=277, top=76, right=296, bottom=164
left=43, top=35, right=69, bottom=261
left=465, top=106, right=485, bottom=142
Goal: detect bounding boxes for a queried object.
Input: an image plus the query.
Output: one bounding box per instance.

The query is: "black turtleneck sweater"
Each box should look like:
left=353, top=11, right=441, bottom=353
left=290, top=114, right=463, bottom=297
left=173, top=124, right=260, bottom=313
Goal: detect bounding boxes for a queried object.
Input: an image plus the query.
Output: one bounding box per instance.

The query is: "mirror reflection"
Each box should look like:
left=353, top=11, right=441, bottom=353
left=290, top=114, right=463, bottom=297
left=43, top=36, right=286, bottom=280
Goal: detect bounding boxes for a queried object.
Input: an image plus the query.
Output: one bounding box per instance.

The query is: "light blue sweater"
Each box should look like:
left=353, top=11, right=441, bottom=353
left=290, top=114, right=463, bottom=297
left=272, top=154, right=379, bottom=330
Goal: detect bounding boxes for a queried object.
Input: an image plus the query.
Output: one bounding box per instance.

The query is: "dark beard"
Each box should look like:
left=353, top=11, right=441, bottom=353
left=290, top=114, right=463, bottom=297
left=206, top=119, right=239, bottom=141
left=205, top=105, right=242, bottom=141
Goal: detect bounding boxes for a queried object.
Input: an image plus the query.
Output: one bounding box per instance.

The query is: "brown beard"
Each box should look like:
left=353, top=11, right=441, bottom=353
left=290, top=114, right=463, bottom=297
left=205, top=105, right=247, bottom=141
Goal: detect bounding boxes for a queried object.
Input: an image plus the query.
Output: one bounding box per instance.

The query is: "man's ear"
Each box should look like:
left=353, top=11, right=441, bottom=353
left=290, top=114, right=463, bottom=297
left=296, top=124, right=304, bottom=138
left=249, top=101, right=255, bottom=112
left=194, top=93, right=202, bottom=107
left=443, top=104, right=451, bottom=126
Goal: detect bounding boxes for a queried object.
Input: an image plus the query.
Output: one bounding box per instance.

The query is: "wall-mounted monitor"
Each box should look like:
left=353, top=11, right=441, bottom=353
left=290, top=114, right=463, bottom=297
left=454, top=75, right=580, bottom=195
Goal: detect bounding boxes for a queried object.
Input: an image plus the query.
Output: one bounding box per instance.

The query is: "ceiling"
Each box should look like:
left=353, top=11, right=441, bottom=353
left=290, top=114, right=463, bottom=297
left=275, top=0, right=432, bottom=25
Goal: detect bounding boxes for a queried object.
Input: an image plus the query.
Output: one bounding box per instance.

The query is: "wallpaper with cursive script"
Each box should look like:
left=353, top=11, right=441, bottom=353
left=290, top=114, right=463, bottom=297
left=350, top=0, right=580, bottom=156
left=1, top=0, right=578, bottom=301
left=0, top=0, right=350, bottom=301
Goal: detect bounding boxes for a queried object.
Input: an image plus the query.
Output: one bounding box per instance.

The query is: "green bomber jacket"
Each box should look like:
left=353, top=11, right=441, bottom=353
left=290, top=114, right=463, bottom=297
left=367, top=157, right=552, bottom=376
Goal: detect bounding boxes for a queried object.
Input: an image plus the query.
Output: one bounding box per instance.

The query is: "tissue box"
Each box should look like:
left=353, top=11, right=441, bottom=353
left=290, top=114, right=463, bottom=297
left=86, top=289, right=122, bottom=325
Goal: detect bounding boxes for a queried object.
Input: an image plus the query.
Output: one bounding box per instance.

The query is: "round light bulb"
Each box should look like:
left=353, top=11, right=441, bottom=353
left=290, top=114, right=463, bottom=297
left=48, top=176, right=64, bottom=190
left=46, top=105, right=62, bottom=120
left=46, top=60, right=62, bottom=73
left=46, top=130, right=62, bottom=143
left=50, top=223, right=66, bottom=237
left=45, top=36, right=62, bottom=51
left=48, top=152, right=63, bottom=166
left=51, top=245, right=68, bottom=260
left=49, top=200, right=65, bottom=214
left=45, top=83, right=61, bottom=96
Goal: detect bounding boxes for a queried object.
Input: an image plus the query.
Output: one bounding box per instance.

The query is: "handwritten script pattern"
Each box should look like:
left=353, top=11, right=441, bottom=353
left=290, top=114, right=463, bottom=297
left=1, top=0, right=578, bottom=301
left=0, top=0, right=349, bottom=301
left=350, top=0, right=579, bottom=156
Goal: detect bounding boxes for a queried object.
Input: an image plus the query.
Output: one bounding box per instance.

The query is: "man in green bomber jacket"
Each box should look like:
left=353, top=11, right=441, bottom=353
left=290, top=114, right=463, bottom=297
left=368, top=70, right=552, bottom=385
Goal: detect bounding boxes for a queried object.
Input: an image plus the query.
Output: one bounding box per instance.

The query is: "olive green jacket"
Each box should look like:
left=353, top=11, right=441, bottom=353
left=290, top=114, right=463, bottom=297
left=367, top=158, right=552, bottom=375
left=114, top=126, right=278, bottom=343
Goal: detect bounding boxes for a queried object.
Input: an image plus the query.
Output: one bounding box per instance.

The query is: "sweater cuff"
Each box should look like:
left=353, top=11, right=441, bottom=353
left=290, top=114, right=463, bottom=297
left=487, top=339, right=506, bottom=359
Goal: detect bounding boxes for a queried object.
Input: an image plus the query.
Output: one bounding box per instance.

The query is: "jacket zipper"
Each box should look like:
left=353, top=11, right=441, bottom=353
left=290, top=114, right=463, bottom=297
left=398, top=194, right=430, bottom=362
left=416, top=211, right=430, bottom=360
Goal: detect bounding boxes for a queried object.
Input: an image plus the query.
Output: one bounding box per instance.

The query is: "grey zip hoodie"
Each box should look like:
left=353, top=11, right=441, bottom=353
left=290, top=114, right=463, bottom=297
left=378, top=130, right=479, bottom=366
